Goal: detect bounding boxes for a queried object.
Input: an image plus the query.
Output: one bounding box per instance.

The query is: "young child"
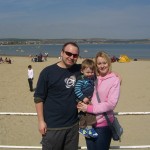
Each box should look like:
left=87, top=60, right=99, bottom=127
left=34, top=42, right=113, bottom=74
left=75, top=59, right=98, bottom=138
left=28, top=65, right=34, bottom=92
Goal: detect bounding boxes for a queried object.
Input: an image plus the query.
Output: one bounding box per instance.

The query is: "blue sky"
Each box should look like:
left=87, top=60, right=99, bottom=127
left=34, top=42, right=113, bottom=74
left=0, top=0, right=150, bottom=39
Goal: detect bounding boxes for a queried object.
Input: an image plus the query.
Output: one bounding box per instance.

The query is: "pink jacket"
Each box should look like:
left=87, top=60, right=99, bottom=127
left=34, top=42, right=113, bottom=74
left=87, top=72, right=120, bottom=127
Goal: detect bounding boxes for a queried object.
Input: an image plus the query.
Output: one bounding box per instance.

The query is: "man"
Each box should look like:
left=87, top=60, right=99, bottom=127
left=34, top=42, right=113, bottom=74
left=34, top=42, right=81, bottom=150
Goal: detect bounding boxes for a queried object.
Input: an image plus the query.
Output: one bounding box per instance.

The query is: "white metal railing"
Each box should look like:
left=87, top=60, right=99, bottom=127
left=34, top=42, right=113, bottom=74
left=0, top=145, right=150, bottom=149
left=0, top=112, right=150, bottom=149
left=0, top=112, right=150, bottom=116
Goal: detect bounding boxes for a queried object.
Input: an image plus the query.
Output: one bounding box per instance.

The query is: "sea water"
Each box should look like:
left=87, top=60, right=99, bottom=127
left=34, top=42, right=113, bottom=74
left=0, top=43, right=150, bottom=59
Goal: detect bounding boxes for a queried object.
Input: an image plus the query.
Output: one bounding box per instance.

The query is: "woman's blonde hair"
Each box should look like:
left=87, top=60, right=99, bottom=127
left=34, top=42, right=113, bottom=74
left=95, top=51, right=112, bottom=75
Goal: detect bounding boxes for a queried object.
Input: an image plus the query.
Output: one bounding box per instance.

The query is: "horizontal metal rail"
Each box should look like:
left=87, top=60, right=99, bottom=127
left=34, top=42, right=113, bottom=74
left=0, top=145, right=150, bottom=149
left=0, top=112, right=150, bottom=116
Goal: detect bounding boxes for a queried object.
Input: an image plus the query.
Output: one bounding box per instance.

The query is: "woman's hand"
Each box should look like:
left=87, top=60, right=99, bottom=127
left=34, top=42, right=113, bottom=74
left=77, top=102, right=88, bottom=112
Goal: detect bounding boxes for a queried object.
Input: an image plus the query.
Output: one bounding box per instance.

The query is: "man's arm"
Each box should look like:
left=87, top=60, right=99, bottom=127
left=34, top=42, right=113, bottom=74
left=35, top=102, right=47, bottom=135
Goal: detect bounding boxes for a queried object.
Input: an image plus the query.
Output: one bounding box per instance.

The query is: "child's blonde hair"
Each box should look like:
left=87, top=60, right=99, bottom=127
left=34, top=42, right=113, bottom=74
left=81, top=59, right=95, bottom=71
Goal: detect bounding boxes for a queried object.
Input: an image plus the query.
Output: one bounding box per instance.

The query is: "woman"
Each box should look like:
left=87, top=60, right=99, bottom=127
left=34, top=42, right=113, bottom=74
left=77, top=52, right=121, bottom=150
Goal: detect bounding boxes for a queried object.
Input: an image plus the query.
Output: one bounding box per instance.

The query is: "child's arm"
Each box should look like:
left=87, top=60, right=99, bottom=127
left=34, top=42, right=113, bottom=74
left=74, top=79, right=87, bottom=102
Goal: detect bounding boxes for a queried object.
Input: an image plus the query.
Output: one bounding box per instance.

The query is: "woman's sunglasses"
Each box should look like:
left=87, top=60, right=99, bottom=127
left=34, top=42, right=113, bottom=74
left=63, top=51, right=79, bottom=58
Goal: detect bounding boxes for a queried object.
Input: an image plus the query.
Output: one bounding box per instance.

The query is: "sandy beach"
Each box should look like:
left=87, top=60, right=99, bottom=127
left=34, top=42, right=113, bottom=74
left=0, top=56, right=150, bottom=150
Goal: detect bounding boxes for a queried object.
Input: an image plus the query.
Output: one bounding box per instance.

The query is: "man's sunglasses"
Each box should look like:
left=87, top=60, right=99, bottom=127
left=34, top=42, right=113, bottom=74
left=63, top=51, right=79, bottom=58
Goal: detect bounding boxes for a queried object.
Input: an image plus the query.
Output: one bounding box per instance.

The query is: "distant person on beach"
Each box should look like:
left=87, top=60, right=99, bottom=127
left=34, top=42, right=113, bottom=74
left=38, top=53, right=43, bottom=62
left=0, top=57, right=4, bottom=63
left=77, top=52, right=121, bottom=150
left=4, top=57, right=12, bottom=64
left=34, top=42, right=81, bottom=150
left=44, top=52, right=48, bottom=61
left=5, top=57, right=8, bottom=63
left=8, top=58, right=11, bottom=64
left=74, top=59, right=98, bottom=138
left=28, top=65, right=34, bottom=92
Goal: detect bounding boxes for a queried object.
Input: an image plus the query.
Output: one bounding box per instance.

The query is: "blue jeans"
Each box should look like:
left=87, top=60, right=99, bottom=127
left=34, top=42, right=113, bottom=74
left=86, top=126, right=112, bottom=150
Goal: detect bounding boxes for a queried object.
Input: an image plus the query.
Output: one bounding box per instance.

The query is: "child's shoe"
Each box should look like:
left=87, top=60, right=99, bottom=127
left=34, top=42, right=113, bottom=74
left=79, top=128, right=90, bottom=138
left=87, top=128, right=98, bottom=138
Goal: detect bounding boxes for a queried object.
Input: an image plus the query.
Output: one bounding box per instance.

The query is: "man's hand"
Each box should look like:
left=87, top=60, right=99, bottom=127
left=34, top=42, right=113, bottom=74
left=38, top=120, right=47, bottom=135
